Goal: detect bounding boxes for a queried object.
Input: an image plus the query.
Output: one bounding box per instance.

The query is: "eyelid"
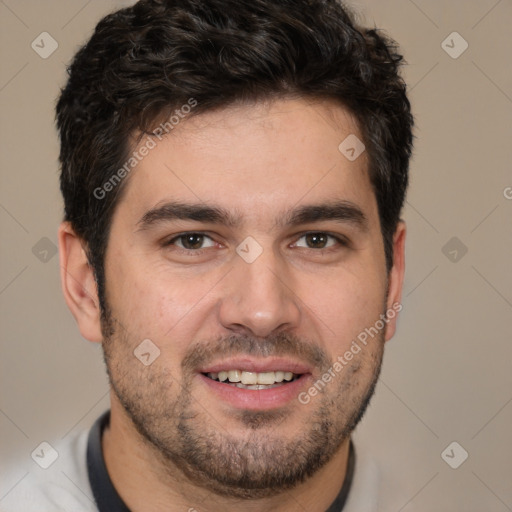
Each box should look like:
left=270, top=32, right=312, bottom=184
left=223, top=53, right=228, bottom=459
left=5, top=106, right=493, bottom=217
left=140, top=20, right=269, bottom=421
left=291, top=231, right=350, bottom=249
left=163, top=231, right=217, bottom=249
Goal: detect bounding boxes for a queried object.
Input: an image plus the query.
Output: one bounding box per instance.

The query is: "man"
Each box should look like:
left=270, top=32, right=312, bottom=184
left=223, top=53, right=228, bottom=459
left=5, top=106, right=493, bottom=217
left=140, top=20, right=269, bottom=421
left=7, top=0, right=413, bottom=510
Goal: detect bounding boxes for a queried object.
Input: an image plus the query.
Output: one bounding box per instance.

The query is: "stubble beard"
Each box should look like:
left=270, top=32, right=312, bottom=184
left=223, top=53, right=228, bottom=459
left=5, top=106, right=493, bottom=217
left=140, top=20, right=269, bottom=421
left=101, top=311, right=384, bottom=499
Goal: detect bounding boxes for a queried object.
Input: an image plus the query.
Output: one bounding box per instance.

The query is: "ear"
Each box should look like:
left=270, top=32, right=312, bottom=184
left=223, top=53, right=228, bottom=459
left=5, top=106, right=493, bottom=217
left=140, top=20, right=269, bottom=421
left=384, top=220, right=406, bottom=342
left=58, top=222, right=103, bottom=343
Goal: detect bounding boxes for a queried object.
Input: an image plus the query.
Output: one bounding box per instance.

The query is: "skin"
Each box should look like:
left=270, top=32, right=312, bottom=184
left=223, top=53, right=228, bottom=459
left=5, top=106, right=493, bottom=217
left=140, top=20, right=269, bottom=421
left=59, top=97, right=406, bottom=512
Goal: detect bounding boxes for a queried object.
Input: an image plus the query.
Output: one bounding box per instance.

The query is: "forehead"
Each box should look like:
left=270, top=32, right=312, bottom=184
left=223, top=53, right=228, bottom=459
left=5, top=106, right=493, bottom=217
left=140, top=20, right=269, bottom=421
left=116, top=98, right=376, bottom=229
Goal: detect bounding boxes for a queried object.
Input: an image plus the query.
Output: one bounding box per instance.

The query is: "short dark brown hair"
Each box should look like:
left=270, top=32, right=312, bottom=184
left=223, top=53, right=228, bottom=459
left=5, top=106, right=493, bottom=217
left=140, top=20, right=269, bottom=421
left=56, top=0, right=414, bottom=313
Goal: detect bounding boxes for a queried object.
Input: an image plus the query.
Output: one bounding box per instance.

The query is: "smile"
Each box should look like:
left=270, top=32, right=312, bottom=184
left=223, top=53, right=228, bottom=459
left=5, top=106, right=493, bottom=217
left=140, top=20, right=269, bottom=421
left=204, top=370, right=302, bottom=389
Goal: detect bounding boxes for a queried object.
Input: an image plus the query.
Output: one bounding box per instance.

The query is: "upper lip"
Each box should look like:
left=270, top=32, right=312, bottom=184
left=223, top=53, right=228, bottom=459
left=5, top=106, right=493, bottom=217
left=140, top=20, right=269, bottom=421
left=198, top=357, right=312, bottom=375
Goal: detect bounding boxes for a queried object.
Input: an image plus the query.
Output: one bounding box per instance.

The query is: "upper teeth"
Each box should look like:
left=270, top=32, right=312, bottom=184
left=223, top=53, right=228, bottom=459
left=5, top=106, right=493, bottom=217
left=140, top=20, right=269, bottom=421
left=208, top=370, right=297, bottom=385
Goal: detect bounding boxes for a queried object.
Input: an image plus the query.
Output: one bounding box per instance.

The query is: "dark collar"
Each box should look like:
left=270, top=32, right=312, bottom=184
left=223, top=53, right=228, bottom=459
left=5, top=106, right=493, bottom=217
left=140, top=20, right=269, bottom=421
left=87, top=410, right=356, bottom=512
left=86, top=410, right=130, bottom=512
left=325, top=439, right=356, bottom=512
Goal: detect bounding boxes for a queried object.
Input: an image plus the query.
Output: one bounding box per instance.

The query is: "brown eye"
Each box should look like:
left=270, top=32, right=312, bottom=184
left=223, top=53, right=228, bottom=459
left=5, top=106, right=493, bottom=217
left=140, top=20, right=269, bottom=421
left=304, top=233, right=329, bottom=248
left=166, top=233, right=216, bottom=250
left=295, top=232, right=343, bottom=249
left=180, top=234, right=205, bottom=249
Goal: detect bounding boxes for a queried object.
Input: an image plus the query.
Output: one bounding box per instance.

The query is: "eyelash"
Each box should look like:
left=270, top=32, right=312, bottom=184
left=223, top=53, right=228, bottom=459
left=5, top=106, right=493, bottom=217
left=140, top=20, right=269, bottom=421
left=162, top=231, right=349, bottom=255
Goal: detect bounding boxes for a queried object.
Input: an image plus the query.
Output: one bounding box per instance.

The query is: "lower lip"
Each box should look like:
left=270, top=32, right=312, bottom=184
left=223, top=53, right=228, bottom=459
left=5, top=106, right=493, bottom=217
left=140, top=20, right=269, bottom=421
left=198, top=373, right=311, bottom=410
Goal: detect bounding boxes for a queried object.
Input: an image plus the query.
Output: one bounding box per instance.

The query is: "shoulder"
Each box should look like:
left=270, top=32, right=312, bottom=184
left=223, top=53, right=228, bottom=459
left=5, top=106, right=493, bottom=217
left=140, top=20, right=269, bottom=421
left=1, top=427, right=97, bottom=512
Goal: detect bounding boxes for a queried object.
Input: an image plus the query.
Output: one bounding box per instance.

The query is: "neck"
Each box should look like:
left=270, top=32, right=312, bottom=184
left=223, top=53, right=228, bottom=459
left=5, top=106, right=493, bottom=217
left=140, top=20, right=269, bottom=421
left=102, top=394, right=351, bottom=512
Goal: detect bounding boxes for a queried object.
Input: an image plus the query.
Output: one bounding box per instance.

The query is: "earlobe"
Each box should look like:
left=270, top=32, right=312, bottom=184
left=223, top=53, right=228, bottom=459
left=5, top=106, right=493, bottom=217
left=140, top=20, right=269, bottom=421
left=384, top=220, right=406, bottom=342
left=58, top=222, right=103, bottom=343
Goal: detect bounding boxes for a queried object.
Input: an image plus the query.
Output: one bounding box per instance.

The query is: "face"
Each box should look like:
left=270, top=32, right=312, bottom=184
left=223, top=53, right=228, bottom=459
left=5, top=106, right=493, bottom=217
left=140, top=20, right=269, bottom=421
left=100, top=98, right=401, bottom=498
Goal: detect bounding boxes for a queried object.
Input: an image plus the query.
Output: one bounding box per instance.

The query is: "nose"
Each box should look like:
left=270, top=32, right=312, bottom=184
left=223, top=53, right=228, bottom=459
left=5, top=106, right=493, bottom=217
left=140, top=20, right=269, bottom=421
left=217, top=247, right=301, bottom=338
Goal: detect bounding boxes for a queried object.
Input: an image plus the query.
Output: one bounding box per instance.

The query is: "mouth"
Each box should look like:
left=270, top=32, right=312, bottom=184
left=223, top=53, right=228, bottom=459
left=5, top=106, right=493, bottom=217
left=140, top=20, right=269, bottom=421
left=203, top=370, right=302, bottom=390
left=197, top=358, right=312, bottom=410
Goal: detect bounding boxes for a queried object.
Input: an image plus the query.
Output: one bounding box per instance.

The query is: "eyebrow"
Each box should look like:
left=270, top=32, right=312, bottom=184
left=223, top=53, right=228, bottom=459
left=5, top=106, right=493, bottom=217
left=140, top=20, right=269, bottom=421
left=136, top=202, right=242, bottom=231
left=283, top=202, right=368, bottom=231
left=136, top=200, right=368, bottom=232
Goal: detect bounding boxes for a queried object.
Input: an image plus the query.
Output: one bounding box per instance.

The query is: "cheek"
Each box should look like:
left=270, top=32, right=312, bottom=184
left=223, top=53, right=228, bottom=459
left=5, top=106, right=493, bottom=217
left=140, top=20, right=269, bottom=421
left=120, top=280, right=195, bottom=340
left=115, top=265, right=219, bottom=353
left=300, top=262, right=387, bottom=344
left=105, top=248, right=185, bottom=324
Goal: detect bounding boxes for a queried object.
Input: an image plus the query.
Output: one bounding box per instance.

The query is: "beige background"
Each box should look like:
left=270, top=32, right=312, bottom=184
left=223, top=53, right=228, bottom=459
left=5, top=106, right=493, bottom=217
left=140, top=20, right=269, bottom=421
left=1, top=1, right=511, bottom=510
